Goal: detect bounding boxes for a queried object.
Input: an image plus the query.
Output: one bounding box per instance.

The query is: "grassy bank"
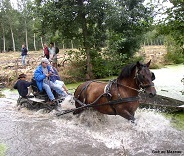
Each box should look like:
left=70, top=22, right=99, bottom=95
left=0, top=143, right=7, bottom=156
left=164, top=112, right=184, bottom=130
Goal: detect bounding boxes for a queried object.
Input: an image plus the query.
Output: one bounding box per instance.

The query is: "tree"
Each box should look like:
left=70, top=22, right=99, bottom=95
left=0, top=3, right=7, bottom=52
left=154, top=0, right=184, bottom=63
left=107, top=0, right=153, bottom=58
left=32, top=0, right=153, bottom=79
left=34, top=0, right=111, bottom=79
left=17, top=0, right=33, bottom=50
left=2, top=0, right=18, bottom=51
left=157, top=0, right=184, bottom=48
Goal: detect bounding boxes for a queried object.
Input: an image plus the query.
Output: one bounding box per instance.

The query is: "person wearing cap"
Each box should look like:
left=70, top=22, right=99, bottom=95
left=34, top=58, right=66, bottom=103
left=14, top=74, right=32, bottom=98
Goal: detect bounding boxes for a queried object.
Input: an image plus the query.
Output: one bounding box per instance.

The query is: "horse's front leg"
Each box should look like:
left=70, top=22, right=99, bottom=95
left=73, top=101, right=84, bottom=115
left=118, top=109, right=135, bottom=122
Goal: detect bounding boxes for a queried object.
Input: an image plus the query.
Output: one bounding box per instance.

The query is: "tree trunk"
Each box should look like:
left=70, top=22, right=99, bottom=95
left=71, top=40, right=73, bottom=49
left=10, top=27, right=15, bottom=52
left=40, top=37, right=43, bottom=49
left=2, top=27, right=6, bottom=52
left=78, top=0, right=93, bottom=79
left=25, top=21, right=28, bottom=50
left=63, top=40, right=65, bottom=49
left=34, top=33, right=36, bottom=51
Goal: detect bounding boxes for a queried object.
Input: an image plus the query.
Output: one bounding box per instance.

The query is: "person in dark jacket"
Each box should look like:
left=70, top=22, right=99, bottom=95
left=14, top=74, right=32, bottom=98
left=21, top=44, right=28, bottom=66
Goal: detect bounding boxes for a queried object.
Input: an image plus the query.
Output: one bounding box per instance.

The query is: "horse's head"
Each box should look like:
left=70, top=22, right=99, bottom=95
left=135, top=60, right=156, bottom=97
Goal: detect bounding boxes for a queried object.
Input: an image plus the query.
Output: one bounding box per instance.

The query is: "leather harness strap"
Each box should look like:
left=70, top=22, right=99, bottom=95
left=75, top=80, right=139, bottom=116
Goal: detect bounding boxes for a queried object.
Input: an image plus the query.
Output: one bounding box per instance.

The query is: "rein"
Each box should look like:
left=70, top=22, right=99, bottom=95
left=56, top=71, right=149, bottom=116
left=116, top=81, right=142, bottom=93
left=75, top=79, right=140, bottom=108
left=56, top=96, right=139, bottom=116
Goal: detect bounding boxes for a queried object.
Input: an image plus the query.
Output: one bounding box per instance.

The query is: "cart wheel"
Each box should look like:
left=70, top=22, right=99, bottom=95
left=20, top=100, right=32, bottom=109
left=17, top=97, right=23, bottom=106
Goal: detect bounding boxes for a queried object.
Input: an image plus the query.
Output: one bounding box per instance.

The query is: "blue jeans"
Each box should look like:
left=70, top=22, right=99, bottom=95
left=22, top=55, right=26, bottom=65
left=42, top=81, right=66, bottom=101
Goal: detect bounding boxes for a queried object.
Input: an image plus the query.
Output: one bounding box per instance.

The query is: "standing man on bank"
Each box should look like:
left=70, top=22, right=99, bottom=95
left=49, top=42, right=57, bottom=67
left=21, top=44, right=28, bottom=66
left=43, top=43, right=50, bottom=59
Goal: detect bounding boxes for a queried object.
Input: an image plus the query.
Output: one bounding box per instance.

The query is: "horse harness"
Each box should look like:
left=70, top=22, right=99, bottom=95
left=74, top=79, right=140, bottom=115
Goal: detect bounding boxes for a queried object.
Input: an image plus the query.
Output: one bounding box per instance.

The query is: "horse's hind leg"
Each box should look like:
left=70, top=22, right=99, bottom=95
left=119, top=110, right=135, bottom=122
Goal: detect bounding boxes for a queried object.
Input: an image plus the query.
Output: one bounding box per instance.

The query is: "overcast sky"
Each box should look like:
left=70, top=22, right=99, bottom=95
left=10, top=0, right=173, bottom=21
left=144, top=0, right=173, bottom=21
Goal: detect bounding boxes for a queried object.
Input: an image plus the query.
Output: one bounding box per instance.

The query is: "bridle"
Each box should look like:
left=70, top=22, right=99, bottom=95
left=116, top=66, right=155, bottom=93
left=134, top=66, right=155, bottom=90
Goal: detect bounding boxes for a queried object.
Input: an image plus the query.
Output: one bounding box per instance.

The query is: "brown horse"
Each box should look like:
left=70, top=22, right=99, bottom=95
left=74, top=60, right=156, bottom=121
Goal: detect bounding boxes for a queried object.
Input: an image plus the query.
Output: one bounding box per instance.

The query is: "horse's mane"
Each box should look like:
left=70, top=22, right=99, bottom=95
left=117, top=63, right=136, bottom=80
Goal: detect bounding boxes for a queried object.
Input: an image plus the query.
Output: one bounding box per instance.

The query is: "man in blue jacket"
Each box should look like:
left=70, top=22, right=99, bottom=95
left=34, top=58, right=66, bottom=104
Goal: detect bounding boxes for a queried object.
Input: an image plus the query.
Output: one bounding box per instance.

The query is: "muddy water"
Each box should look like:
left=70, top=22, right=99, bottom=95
left=0, top=65, right=184, bottom=156
left=151, top=64, right=184, bottom=101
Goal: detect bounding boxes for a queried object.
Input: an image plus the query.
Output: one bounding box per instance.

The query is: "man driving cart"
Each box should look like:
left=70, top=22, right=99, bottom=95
left=34, top=58, right=67, bottom=105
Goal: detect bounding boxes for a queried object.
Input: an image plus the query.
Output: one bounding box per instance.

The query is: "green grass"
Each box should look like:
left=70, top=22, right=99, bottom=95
left=65, top=76, right=116, bottom=93
left=66, top=82, right=83, bottom=93
left=0, top=143, right=7, bottom=156
left=163, top=112, right=184, bottom=131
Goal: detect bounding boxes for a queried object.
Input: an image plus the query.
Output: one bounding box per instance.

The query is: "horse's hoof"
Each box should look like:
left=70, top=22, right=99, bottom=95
left=130, top=120, right=137, bottom=125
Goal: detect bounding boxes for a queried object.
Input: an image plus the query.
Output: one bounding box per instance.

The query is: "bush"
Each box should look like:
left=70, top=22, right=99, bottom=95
left=164, top=45, right=184, bottom=64
left=60, top=48, right=144, bottom=82
left=164, top=36, right=184, bottom=64
left=59, top=50, right=86, bottom=83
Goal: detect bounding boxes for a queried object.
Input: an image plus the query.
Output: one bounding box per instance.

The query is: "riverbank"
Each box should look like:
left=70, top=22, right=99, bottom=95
left=0, top=46, right=168, bottom=88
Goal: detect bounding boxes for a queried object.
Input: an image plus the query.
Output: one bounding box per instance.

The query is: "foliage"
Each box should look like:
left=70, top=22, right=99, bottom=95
left=59, top=50, right=86, bottom=83
left=0, top=0, right=154, bottom=79
left=32, top=0, right=113, bottom=79
left=156, top=0, right=184, bottom=62
left=164, top=36, right=184, bottom=64
left=164, top=0, right=184, bottom=47
left=143, top=28, right=165, bottom=45
left=32, top=0, right=153, bottom=79
left=0, top=0, right=42, bottom=51
left=107, top=0, right=153, bottom=58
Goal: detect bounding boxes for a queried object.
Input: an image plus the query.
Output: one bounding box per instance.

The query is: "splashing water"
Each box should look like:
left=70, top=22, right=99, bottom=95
left=52, top=97, right=184, bottom=156
left=0, top=86, right=184, bottom=155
